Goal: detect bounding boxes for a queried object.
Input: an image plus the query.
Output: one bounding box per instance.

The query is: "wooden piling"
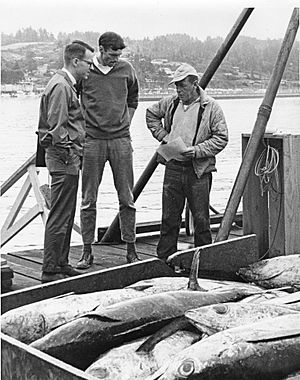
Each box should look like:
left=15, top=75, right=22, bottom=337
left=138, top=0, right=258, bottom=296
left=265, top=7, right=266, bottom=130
left=215, top=8, right=299, bottom=242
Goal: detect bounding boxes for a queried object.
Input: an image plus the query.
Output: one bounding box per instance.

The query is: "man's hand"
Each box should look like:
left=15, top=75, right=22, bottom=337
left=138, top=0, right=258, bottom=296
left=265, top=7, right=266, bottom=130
left=181, top=146, right=196, bottom=158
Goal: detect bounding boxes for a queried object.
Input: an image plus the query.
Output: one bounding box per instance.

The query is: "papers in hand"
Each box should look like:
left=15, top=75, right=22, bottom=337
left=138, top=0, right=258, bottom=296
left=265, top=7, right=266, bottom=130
left=156, top=137, right=188, bottom=162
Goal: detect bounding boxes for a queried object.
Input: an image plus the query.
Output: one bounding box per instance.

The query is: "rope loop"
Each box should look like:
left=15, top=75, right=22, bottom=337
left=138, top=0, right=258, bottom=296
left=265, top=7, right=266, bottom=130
left=254, top=143, right=280, bottom=196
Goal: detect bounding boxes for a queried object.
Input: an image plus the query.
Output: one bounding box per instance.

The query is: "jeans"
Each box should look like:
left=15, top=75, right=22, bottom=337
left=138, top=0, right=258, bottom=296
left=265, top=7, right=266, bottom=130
left=80, top=137, right=136, bottom=244
left=157, top=162, right=212, bottom=261
left=43, top=147, right=80, bottom=272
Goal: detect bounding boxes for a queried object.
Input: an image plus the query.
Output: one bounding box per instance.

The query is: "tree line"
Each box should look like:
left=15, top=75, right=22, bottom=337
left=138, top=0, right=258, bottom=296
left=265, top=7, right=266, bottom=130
left=1, top=28, right=299, bottom=88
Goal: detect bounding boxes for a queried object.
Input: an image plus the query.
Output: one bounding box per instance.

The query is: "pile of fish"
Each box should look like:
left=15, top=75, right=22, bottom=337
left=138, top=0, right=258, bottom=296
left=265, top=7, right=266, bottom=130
left=1, top=252, right=300, bottom=379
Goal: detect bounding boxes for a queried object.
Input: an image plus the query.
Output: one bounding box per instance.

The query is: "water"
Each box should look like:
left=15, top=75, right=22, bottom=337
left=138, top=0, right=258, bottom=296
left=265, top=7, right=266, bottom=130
left=1, top=95, right=299, bottom=253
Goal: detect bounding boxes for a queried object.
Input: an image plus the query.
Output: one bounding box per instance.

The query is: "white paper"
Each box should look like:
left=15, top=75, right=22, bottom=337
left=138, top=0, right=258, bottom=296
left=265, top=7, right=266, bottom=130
left=156, top=137, right=188, bottom=162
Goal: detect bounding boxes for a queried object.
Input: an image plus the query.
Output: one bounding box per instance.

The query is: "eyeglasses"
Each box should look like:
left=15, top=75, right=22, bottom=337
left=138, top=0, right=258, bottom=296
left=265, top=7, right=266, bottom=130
left=79, top=59, right=93, bottom=67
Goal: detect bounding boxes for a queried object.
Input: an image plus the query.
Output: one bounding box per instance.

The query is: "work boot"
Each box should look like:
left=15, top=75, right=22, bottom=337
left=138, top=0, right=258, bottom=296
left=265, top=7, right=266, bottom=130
left=76, top=245, right=94, bottom=269
left=126, top=242, right=141, bottom=263
left=41, top=272, right=69, bottom=283
left=61, top=265, right=83, bottom=277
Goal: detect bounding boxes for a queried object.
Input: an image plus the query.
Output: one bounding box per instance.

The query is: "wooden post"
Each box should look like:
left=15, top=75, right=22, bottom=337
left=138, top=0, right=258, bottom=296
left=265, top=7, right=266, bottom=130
left=215, top=8, right=299, bottom=242
left=243, top=133, right=300, bottom=257
left=101, top=8, right=254, bottom=243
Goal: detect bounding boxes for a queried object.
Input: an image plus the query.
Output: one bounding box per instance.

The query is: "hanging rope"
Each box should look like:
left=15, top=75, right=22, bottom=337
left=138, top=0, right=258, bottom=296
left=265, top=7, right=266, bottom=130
left=254, top=141, right=282, bottom=260
left=254, top=143, right=280, bottom=196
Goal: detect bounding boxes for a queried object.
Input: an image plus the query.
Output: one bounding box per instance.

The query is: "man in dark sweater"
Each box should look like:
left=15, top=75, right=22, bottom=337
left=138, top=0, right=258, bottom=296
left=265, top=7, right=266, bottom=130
left=77, top=32, right=140, bottom=268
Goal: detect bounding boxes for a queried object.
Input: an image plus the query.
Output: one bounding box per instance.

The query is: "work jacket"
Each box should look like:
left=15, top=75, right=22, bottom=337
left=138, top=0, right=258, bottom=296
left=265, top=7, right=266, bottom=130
left=36, top=70, right=85, bottom=166
left=145, top=87, right=228, bottom=178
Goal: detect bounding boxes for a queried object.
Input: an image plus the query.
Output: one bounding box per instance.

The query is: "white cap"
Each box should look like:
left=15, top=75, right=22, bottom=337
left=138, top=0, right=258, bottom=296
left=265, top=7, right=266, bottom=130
left=169, top=63, right=199, bottom=85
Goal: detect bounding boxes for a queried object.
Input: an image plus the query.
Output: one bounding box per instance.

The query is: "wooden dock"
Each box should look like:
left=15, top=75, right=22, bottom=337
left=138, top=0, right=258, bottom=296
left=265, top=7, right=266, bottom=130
left=1, top=226, right=243, bottom=293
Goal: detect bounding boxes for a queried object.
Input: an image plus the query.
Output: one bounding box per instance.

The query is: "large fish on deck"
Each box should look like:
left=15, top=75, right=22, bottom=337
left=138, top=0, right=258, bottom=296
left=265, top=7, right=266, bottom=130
left=185, top=302, right=300, bottom=335
left=127, top=277, right=263, bottom=295
left=154, top=314, right=300, bottom=380
left=1, top=288, right=146, bottom=344
left=86, top=329, right=201, bottom=380
left=30, top=287, right=254, bottom=370
left=238, top=254, right=300, bottom=289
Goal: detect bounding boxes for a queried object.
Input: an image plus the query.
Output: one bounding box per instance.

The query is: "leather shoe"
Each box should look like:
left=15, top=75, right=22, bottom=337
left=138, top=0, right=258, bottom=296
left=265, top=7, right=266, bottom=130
left=61, top=265, right=82, bottom=277
left=126, top=254, right=141, bottom=263
left=76, top=254, right=94, bottom=269
left=126, top=242, right=141, bottom=263
left=41, top=272, right=68, bottom=283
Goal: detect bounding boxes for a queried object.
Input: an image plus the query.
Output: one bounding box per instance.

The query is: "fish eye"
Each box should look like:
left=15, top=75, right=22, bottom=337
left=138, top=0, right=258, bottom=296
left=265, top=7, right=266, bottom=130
left=213, top=305, right=228, bottom=314
left=177, top=359, right=195, bottom=377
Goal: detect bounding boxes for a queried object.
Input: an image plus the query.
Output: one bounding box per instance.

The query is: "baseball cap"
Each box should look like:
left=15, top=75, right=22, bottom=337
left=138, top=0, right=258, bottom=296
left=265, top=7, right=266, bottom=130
left=169, top=63, right=199, bottom=85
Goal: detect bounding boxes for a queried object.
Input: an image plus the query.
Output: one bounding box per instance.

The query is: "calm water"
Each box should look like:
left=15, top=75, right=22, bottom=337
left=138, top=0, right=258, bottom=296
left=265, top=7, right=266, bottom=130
left=1, top=95, right=299, bottom=253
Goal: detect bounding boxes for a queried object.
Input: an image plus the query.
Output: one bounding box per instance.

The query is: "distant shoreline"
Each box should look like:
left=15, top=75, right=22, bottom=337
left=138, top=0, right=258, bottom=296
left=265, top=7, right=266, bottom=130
left=1, top=92, right=299, bottom=101
left=139, top=92, right=300, bottom=101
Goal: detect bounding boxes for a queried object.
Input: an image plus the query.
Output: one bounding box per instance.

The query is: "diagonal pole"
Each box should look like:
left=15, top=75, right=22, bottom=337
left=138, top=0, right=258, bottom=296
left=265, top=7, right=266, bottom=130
left=215, top=8, right=299, bottom=242
left=101, top=8, right=254, bottom=243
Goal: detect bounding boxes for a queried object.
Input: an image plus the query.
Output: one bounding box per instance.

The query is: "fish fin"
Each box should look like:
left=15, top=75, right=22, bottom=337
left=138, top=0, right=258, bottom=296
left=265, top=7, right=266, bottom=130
left=136, top=317, right=191, bottom=353
left=144, top=364, right=169, bottom=380
left=246, top=328, right=300, bottom=342
left=80, top=311, right=122, bottom=322
left=126, top=284, right=154, bottom=291
left=187, top=248, right=207, bottom=292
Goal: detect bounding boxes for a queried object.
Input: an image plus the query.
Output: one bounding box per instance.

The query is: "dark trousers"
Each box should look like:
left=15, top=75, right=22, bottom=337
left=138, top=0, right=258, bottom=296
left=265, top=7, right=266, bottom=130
left=43, top=147, right=80, bottom=273
left=157, top=163, right=212, bottom=261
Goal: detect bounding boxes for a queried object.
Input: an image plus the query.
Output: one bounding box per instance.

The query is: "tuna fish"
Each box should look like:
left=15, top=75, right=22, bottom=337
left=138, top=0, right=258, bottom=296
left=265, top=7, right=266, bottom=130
left=86, top=329, right=201, bottom=380
left=30, top=288, right=255, bottom=370
left=239, top=289, right=291, bottom=304
left=1, top=288, right=146, bottom=344
left=185, top=302, right=300, bottom=335
left=262, top=290, right=300, bottom=306
left=238, top=254, right=300, bottom=289
left=127, top=246, right=263, bottom=295
left=127, top=277, right=262, bottom=295
left=154, top=314, right=300, bottom=380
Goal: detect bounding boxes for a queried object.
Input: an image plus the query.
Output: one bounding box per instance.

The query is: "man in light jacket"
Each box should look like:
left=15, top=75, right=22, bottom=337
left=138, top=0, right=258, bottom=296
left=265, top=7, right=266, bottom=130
left=146, top=63, right=228, bottom=264
left=37, top=40, right=94, bottom=283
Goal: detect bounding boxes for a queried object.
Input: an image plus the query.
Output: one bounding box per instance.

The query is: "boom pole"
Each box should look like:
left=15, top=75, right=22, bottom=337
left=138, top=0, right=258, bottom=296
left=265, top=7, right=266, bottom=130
left=215, top=8, right=299, bottom=242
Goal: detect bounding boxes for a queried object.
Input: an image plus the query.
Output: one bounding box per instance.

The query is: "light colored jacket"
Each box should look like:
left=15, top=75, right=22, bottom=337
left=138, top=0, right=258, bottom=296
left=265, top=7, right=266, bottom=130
left=38, top=70, right=85, bottom=155
left=145, top=87, right=228, bottom=178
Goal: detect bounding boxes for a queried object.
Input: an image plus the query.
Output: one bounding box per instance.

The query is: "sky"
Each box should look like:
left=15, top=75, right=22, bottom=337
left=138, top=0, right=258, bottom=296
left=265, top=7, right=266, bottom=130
left=0, top=0, right=299, bottom=41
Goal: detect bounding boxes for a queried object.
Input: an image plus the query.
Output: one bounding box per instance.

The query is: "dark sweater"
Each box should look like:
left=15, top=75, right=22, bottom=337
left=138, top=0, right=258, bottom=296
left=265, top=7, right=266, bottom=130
left=81, top=59, right=139, bottom=139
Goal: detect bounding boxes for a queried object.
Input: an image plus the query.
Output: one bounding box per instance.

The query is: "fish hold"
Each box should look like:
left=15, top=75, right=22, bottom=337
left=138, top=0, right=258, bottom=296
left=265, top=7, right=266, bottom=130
left=86, top=330, right=201, bottom=380
left=185, top=302, right=300, bottom=335
left=30, top=288, right=253, bottom=370
left=1, top=288, right=146, bottom=344
left=156, top=314, right=300, bottom=380
left=238, top=254, right=300, bottom=289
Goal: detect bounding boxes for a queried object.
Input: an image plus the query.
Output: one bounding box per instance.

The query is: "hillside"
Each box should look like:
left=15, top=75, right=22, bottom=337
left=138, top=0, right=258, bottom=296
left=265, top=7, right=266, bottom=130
left=1, top=28, right=299, bottom=93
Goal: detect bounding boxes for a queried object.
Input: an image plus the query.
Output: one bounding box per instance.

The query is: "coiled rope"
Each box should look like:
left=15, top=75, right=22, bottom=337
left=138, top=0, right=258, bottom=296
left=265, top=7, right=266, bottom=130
left=254, top=142, right=282, bottom=260
left=254, top=144, right=280, bottom=196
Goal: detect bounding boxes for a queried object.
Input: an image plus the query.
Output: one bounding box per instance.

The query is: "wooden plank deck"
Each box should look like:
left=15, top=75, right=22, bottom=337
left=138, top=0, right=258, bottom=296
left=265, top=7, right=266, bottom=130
left=1, top=225, right=243, bottom=293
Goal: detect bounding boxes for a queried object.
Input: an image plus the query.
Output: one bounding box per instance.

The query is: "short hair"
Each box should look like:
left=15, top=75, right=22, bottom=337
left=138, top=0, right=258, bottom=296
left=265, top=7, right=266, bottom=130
left=64, top=40, right=94, bottom=64
left=98, top=32, right=126, bottom=51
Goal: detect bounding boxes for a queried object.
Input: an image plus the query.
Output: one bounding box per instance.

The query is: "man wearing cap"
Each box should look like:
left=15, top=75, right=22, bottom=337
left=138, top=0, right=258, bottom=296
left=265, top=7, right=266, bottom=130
left=77, top=32, right=140, bottom=268
left=146, top=63, right=228, bottom=264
